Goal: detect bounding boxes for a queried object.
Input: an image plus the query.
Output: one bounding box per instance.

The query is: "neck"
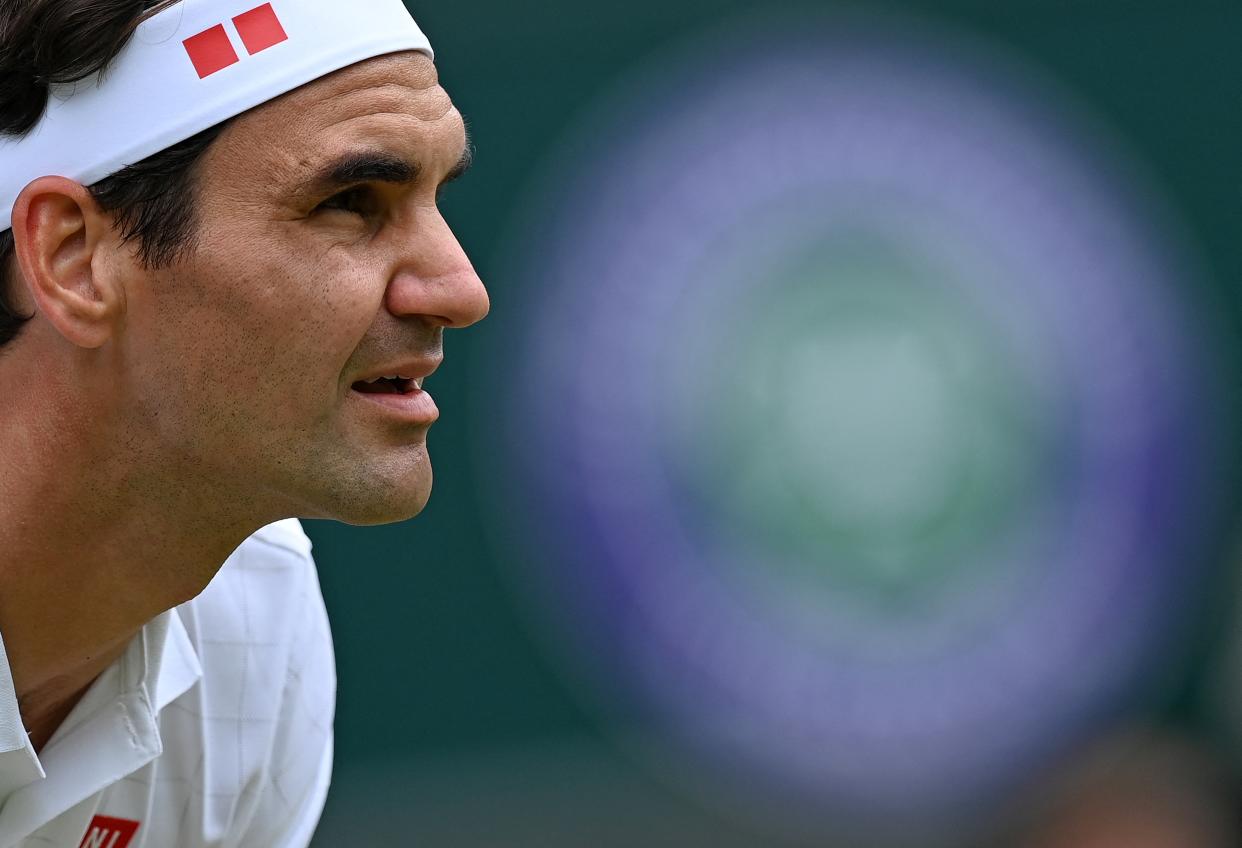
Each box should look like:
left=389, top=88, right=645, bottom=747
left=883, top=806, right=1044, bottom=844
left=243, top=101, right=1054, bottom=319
left=0, top=349, right=270, bottom=749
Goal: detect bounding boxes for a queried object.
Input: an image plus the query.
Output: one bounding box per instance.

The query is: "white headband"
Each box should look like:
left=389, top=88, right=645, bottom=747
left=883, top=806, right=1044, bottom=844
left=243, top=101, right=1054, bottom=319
left=0, top=0, right=433, bottom=231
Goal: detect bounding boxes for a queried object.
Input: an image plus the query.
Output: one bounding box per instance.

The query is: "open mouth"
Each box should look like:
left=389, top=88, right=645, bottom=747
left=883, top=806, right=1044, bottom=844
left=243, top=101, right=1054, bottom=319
left=352, top=376, right=423, bottom=395
left=348, top=371, right=439, bottom=422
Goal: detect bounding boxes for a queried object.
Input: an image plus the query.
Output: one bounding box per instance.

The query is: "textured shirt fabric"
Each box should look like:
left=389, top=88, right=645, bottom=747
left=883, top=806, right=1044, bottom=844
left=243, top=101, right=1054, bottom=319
left=0, top=519, right=336, bottom=848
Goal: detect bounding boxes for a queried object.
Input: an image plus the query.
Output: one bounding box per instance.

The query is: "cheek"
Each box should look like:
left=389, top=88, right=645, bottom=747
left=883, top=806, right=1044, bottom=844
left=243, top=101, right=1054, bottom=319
left=149, top=248, right=384, bottom=406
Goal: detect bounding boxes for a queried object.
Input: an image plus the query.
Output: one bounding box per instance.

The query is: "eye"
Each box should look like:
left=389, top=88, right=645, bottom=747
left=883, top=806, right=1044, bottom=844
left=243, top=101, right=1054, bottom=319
left=315, top=186, right=381, bottom=218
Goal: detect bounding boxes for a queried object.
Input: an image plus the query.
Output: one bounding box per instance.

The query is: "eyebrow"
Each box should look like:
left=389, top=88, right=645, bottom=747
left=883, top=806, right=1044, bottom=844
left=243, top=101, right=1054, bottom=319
left=296, top=127, right=475, bottom=198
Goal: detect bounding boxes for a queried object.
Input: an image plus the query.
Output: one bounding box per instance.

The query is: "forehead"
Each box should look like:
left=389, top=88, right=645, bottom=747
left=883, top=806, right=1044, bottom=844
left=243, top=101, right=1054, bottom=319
left=208, top=52, right=461, bottom=185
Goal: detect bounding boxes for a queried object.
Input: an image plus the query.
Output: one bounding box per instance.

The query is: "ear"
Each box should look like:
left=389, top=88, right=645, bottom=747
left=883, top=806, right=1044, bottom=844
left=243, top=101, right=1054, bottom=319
left=10, top=176, right=125, bottom=350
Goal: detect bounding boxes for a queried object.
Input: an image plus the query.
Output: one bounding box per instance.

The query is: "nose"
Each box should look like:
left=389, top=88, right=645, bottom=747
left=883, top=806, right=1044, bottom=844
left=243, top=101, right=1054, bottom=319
left=385, top=213, right=490, bottom=329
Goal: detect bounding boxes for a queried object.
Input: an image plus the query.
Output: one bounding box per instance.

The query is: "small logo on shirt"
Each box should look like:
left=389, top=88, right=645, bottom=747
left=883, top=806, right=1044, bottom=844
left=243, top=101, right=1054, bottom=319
left=78, top=816, right=140, bottom=848
left=183, top=3, right=290, bottom=79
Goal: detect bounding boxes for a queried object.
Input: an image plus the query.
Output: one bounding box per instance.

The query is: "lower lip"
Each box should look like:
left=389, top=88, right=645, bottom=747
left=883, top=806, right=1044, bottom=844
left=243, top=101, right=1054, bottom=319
left=350, top=386, right=439, bottom=425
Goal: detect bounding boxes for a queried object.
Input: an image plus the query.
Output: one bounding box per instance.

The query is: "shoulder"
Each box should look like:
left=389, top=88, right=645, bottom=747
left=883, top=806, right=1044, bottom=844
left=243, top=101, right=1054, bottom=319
left=177, top=518, right=333, bottom=698
left=159, top=519, right=336, bottom=844
left=182, top=518, right=321, bottom=645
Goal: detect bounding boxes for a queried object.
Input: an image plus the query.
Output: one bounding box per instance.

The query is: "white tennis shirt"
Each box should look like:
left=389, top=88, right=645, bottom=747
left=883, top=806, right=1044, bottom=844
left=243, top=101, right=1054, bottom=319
left=0, top=519, right=336, bottom=848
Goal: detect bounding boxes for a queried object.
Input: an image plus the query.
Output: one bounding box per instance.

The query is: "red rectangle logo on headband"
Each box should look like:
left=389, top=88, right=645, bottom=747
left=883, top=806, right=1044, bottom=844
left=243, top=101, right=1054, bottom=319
left=184, top=4, right=288, bottom=79
left=233, top=4, right=289, bottom=56
left=183, top=24, right=239, bottom=78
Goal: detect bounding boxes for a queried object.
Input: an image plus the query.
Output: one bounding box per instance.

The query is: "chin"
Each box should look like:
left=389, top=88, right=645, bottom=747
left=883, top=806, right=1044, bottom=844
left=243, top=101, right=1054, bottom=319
left=339, top=492, right=432, bottom=526
left=358, top=479, right=433, bottom=526
left=317, top=459, right=435, bottom=526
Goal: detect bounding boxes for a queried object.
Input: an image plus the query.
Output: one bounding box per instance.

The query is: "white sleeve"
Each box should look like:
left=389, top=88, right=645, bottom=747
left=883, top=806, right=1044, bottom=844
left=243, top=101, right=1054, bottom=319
left=236, top=542, right=338, bottom=848
left=268, top=738, right=333, bottom=848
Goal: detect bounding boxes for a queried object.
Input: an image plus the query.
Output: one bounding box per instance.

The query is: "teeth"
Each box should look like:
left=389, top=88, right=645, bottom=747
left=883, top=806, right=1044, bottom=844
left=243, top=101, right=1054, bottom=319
left=361, top=373, right=426, bottom=387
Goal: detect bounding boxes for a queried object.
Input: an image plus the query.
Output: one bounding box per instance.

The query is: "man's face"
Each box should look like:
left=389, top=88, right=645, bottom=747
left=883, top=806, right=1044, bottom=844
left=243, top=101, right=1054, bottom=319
left=117, top=52, right=489, bottom=526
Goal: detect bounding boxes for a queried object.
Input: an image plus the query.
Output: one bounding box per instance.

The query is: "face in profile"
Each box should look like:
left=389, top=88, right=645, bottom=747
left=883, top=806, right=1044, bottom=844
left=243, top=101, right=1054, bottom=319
left=115, top=51, right=489, bottom=527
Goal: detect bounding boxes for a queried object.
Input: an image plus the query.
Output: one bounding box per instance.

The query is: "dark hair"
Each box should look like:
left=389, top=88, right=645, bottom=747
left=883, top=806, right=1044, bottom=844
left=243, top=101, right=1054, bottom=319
left=0, top=0, right=229, bottom=348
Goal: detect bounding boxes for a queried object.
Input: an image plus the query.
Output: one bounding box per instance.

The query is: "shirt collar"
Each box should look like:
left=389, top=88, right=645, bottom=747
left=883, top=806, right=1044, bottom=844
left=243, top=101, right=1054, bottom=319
left=0, top=627, right=43, bottom=804
left=0, top=607, right=203, bottom=842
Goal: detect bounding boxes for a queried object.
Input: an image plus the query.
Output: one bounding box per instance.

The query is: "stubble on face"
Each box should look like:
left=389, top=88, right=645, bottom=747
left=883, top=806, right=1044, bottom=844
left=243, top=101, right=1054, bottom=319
left=117, top=53, right=484, bottom=528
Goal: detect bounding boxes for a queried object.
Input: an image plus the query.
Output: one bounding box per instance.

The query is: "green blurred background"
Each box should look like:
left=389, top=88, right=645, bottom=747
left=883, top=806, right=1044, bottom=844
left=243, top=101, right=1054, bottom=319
left=306, top=1, right=1242, bottom=845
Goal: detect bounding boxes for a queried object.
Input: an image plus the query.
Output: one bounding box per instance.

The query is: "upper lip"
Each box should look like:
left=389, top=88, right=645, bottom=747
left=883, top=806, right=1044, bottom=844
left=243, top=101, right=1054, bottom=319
left=352, top=355, right=443, bottom=385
